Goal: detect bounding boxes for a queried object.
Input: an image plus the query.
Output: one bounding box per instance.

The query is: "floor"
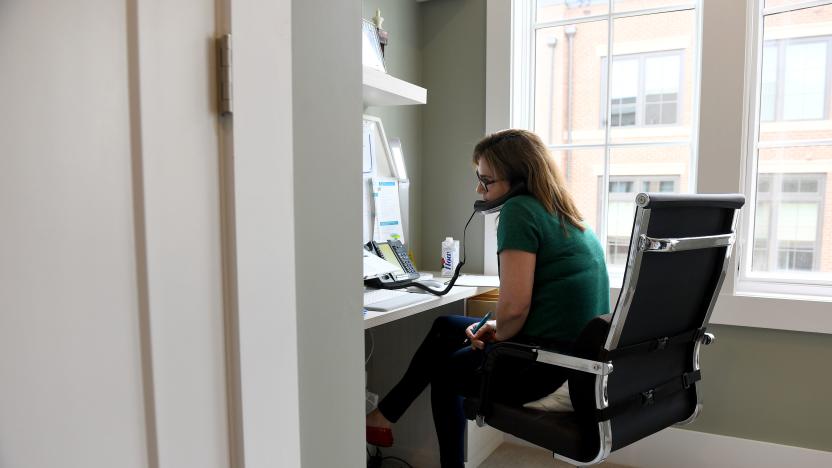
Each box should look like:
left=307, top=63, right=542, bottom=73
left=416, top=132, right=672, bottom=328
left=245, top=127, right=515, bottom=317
left=478, top=442, right=631, bottom=468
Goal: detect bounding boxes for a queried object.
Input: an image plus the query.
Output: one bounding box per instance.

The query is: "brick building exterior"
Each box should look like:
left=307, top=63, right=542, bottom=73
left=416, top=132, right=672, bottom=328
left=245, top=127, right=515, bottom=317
left=532, top=0, right=832, bottom=275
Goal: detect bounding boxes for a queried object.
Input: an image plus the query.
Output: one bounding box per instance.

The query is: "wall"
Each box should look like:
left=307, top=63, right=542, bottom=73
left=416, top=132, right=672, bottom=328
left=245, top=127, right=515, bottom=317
left=0, top=0, right=234, bottom=466
left=292, top=0, right=366, bottom=466
left=693, top=325, right=832, bottom=450
left=421, top=0, right=488, bottom=273
left=363, top=0, right=426, bottom=266
left=360, top=0, right=487, bottom=272
left=0, top=2, right=150, bottom=466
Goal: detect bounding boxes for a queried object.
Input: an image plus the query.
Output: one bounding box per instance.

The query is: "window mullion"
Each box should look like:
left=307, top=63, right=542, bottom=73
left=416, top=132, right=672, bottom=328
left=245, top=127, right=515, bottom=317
left=770, top=173, right=782, bottom=270
left=816, top=176, right=826, bottom=270
left=826, top=37, right=832, bottom=120
left=776, top=41, right=785, bottom=121
left=638, top=56, right=645, bottom=126
left=601, top=5, right=615, bottom=260
left=513, top=0, right=534, bottom=130
left=740, top=0, right=765, bottom=282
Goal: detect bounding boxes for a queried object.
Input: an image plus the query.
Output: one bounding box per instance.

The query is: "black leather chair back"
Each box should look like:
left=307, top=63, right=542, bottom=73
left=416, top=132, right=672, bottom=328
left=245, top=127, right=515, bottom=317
left=597, top=193, right=744, bottom=450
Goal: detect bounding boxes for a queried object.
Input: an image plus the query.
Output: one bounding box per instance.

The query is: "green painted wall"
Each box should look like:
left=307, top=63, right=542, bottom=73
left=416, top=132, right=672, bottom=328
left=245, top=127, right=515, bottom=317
left=361, top=0, right=487, bottom=272
left=362, top=0, right=425, bottom=266
left=420, top=0, right=487, bottom=273
left=691, top=325, right=832, bottom=451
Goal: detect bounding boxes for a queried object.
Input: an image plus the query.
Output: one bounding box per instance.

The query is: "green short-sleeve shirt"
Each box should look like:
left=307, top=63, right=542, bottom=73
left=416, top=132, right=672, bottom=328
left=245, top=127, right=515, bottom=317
left=497, top=195, right=610, bottom=342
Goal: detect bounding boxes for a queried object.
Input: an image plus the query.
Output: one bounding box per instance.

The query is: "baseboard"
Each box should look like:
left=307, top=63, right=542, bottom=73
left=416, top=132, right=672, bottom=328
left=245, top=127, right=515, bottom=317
left=505, top=428, right=831, bottom=468
left=608, top=428, right=832, bottom=468
left=465, top=422, right=504, bottom=468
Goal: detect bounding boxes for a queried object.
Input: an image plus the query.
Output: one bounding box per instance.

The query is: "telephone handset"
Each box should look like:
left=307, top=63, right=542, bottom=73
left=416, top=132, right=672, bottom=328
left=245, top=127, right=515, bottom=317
left=473, top=182, right=527, bottom=214
left=364, top=239, right=420, bottom=288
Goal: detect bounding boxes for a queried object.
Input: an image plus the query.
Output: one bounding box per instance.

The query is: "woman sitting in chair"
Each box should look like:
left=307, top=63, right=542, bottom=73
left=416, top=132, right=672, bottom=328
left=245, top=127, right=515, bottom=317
left=365, top=129, right=610, bottom=467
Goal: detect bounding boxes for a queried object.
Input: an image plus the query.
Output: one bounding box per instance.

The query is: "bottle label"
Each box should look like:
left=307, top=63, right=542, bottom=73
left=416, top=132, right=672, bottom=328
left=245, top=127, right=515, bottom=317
left=441, top=243, right=459, bottom=277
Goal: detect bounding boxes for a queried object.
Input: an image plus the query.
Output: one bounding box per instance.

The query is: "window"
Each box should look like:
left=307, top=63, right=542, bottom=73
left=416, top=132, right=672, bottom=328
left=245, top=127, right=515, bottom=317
left=742, top=1, right=832, bottom=293
left=602, top=175, right=678, bottom=266
left=760, top=37, right=830, bottom=122
left=526, top=0, right=701, bottom=273
left=752, top=173, right=825, bottom=272
left=602, top=52, right=683, bottom=127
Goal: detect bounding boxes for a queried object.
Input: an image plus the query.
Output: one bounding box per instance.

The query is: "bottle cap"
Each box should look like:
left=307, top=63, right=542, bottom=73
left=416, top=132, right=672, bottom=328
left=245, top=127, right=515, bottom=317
left=445, top=237, right=453, bottom=242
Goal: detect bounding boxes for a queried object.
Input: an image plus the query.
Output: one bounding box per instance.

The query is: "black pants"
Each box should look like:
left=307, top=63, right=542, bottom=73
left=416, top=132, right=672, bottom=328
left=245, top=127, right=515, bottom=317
left=377, top=315, right=568, bottom=468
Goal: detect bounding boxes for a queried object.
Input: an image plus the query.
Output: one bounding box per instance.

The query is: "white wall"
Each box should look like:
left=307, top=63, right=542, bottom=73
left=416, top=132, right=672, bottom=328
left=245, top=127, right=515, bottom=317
left=1, top=1, right=370, bottom=466
left=135, top=0, right=231, bottom=465
left=0, top=0, right=231, bottom=467
left=0, top=2, right=149, bottom=466
left=291, top=1, right=366, bottom=466
left=230, top=0, right=303, bottom=466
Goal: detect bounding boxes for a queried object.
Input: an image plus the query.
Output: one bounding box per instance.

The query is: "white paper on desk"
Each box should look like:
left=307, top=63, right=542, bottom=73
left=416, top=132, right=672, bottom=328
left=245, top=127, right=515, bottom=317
left=363, top=248, right=399, bottom=279
left=372, top=177, right=405, bottom=243
left=446, top=274, right=500, bottom=287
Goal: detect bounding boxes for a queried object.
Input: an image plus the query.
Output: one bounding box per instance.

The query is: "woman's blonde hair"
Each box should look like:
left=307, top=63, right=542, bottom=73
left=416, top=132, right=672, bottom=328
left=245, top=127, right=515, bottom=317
left=472, top=129, right=585, bottom=232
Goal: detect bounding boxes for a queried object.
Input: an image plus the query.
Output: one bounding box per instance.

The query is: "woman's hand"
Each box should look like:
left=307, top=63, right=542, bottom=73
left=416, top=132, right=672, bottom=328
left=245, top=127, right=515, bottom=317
left=465, top=320, right=497, bottom=350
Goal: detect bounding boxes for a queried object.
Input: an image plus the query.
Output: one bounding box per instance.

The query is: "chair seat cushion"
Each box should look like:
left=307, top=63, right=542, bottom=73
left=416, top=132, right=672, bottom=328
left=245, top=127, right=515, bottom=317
left=465, top=398, right=601, bottom=463
left=522, top=380, right=573, bottom=412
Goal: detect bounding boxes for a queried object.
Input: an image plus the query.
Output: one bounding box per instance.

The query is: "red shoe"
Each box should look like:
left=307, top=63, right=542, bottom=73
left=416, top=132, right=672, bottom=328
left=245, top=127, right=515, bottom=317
left=366, top=425, right=394, bottom=447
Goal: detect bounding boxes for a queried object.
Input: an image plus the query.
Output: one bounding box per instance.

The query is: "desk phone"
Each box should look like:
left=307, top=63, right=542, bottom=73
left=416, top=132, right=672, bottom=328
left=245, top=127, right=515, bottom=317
left=365, top=240, right=419, bottom=288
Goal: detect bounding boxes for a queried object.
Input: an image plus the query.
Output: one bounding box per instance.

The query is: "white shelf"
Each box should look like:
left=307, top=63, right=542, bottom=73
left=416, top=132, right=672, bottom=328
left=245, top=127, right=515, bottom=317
left=363, top=66, right=427, bottom=107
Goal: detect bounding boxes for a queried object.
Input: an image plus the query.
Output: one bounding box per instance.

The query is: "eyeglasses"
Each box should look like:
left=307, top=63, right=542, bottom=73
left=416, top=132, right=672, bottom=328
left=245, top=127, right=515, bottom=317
left=476, top=171, right=504, bottom=193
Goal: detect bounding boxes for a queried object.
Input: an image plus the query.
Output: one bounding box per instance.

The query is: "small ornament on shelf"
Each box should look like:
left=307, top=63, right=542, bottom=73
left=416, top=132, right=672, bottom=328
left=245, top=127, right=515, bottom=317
left=372, top=8, right=389, bottom=57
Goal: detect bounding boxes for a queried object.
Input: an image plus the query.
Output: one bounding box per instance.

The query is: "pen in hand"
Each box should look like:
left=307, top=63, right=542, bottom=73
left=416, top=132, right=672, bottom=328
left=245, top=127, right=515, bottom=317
left=463, top=311, right=493, bottom=346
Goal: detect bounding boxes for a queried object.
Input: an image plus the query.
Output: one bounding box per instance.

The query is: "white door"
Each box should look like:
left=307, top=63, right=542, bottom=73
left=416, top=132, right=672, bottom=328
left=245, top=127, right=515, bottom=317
left=0, top=1, right=230, bottom=467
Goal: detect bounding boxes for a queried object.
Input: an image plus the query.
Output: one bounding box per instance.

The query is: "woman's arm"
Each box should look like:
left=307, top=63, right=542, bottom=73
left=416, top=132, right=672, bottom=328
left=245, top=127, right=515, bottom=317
left=467, top=249, right=536, bottom=349
left=494, top=249, right=536, bottom=341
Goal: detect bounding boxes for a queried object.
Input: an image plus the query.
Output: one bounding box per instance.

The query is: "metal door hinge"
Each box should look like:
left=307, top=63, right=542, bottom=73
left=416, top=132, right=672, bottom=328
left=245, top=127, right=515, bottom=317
left=217, top=34, right=233, bottom=116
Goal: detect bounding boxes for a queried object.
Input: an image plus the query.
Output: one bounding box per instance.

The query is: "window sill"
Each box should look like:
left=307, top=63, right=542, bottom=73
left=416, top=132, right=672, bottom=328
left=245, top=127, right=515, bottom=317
left=608, top=281, right=832, bottom=335
left=709, top=292, right=832, bottom=335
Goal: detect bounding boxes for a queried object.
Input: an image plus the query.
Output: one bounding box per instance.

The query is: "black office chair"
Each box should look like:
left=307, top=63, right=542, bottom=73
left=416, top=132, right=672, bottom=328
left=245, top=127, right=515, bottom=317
left=464, top=193, right=745, bottom=466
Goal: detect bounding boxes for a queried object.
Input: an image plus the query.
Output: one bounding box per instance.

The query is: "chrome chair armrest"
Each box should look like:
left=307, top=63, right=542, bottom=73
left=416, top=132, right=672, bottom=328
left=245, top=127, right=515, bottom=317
left=472, top=342, right=613, bottom=423
left=536, top=349, right=613, bottom=376
left=701, top=332, right=716, bottom=345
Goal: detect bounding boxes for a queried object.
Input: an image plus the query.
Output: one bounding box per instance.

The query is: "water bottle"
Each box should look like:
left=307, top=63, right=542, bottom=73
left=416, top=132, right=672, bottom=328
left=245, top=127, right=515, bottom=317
left=441, top=237, right=460, bottom=277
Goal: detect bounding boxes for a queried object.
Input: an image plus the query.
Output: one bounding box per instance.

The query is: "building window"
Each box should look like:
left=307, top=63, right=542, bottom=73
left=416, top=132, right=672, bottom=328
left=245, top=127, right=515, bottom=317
left=760, top=37, right=830, bottom=122
left=752, top=173, right=825, bottom=273
left=525, top=1, right=700, bottom=273
left=601, top=175, right=678, bottom=266
left=602, top=52, right=683, bottom=127
left=742, top=1, right=832, bottom=292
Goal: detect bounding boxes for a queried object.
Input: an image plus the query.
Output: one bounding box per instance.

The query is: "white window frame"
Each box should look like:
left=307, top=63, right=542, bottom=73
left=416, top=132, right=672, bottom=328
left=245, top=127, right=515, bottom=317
left=507, top=0, right=701, bottom=283
left=737, top=0, right=832, bottom=299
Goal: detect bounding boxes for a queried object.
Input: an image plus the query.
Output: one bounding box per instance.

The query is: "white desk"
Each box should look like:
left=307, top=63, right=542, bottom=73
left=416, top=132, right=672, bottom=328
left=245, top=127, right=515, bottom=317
left=362, top=277, right=501, bottom=468
left=363, top=285, right=497, bottom=329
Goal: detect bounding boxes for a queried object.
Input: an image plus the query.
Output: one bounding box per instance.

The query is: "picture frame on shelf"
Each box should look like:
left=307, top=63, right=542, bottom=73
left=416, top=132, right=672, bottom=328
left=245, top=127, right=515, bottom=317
left=362, top=19, right=386, bottom=73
